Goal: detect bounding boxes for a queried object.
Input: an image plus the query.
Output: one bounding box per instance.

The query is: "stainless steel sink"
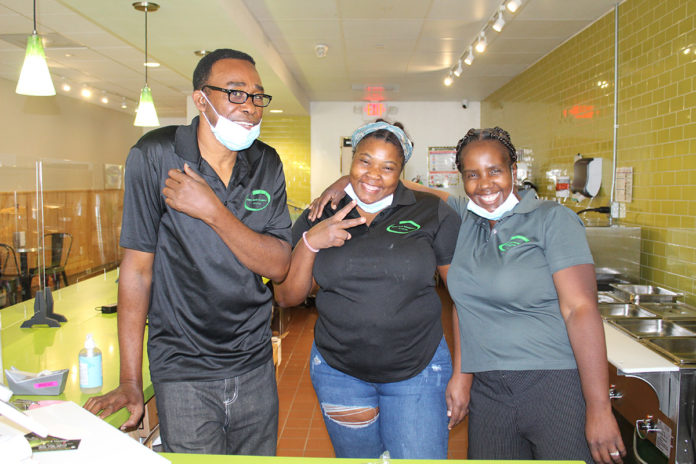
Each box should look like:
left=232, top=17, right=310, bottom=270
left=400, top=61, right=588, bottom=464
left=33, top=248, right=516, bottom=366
left=598, top=303, right=658, bottom=319
left=609, top=284, right=682, bottom=303
left=638, top=302, right=696, bottom=320
left=644, top=337, right=696, bottom=365
left=674, top=320, right=696, bottom=332
left=597, top=291, right=626, bottom=304
left=609, top=319, right=696, bottom=338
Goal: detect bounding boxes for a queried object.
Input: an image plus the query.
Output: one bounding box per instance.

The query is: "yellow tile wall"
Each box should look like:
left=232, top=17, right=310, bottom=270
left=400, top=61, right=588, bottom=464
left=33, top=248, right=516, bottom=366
left=260, top=114, right=311, bottom=211
left=482, top=0, right=696, bottom=304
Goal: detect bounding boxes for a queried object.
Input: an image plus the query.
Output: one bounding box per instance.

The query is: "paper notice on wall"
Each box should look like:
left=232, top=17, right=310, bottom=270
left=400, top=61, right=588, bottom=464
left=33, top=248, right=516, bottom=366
left=615, top=167, right=633, bottom=202
left=428, top=147, right=459, bottom=188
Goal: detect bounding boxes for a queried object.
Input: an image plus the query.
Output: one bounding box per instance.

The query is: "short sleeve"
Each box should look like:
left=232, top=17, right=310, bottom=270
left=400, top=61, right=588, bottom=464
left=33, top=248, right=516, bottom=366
left=543, top=205, right=594, bottom=274
left=119, top=146, right=164, bottom=252
left=433, top=200, right=461, bottom=265
left=262, top=161, right=293, bottom=244
left=291, top=209, right=313, bottom=248
left=447, top=195, right=468, bottom=218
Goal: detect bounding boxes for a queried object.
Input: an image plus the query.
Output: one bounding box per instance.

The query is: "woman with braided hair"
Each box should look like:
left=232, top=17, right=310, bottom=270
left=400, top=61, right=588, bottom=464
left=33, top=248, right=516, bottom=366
left=310, top=126, right=625, bottom=464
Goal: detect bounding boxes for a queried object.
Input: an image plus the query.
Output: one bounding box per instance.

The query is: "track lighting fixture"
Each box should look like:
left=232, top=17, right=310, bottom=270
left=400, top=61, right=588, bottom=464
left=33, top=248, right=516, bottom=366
left=442, top=0, right=521, bottom=86
left=463, top=46, right=475, bottom=66
left=453, top=59, right=463, bottom=77
left=474, top=33, right=487, bottom=53
left=492, top=8, right=506, bottom=32
left=506, top=0, right=522, bottom=13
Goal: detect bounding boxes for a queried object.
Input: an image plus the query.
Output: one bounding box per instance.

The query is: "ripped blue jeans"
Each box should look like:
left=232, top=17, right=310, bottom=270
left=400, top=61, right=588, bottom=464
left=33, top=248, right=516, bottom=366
left=309, top=338, right=451, bottom=459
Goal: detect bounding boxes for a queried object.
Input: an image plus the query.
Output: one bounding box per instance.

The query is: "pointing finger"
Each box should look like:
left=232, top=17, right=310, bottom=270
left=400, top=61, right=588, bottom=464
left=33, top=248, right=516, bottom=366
left=333, top=200, right=357, bottom=221
left=338, top=217, right=366, bottom=229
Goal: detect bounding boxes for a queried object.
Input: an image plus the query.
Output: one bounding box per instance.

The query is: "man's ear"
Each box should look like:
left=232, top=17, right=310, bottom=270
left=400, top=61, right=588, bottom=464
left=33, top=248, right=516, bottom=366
left=192, top=90, right=207, bottom=112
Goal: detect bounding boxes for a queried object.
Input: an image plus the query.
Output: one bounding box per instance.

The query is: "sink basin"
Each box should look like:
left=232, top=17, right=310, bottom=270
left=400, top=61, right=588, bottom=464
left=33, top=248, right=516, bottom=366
left=673, top=320, right=696, bottom=332
left=610, top=319, right=696, bottom=338
left=644, top=338, right=696, bottom=365
left=598, top=303, right=658, bottom=319
left=609, top=284, right=682, bottom=303
left=598, top=291, right=626, bottom=304
left=638, top=302, right=696, bottom=320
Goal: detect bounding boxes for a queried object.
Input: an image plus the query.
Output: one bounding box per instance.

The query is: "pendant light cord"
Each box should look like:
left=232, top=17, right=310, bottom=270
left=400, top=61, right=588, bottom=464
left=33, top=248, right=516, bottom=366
left=144, top=5, right=148, bottom=85
left=32, top=0, right=37, bottom=34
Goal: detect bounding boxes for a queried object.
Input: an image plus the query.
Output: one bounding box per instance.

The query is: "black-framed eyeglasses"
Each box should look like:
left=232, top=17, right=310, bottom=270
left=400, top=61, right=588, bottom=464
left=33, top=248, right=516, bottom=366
left=202, top=85, right=272, bottom=107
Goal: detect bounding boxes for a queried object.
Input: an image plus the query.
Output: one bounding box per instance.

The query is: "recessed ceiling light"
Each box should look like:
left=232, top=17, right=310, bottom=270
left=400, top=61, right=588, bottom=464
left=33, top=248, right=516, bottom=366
left=81, top=87, right=92, bottom=98
left=64, top=53, right=73, bottom=58
left=101, top=96, right=109, bottom=104
left=144, top=61, right=160, bottom=67
left=269, top=109, right=283, bottom=113
left=193, top=50, right=210, bottom=56
left=62, top=82, right=71, bottom=92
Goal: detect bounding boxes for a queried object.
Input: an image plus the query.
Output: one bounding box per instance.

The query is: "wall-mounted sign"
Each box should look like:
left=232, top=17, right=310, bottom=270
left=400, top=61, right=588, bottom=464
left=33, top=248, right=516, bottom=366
left=428, top=147, right=459, bottom=188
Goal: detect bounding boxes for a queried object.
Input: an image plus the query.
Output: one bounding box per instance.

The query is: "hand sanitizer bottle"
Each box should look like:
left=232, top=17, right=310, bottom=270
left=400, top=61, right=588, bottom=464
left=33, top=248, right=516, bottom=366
left=79, top=333, right=102, bottom=394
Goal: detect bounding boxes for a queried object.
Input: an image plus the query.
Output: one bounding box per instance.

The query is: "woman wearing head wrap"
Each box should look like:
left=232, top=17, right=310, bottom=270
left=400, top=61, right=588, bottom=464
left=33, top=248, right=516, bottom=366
left=274, top=121, right=467, bottom=459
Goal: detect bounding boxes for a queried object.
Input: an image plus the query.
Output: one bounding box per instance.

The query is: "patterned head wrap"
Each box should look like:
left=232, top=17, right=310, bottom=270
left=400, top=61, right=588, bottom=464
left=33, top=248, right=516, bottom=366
left=351, top=121, right=414, bottom=164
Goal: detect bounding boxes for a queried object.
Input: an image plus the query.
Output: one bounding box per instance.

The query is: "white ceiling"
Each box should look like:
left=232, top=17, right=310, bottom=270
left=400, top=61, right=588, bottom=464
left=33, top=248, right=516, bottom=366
left=0, top=0, right=619, bottom=118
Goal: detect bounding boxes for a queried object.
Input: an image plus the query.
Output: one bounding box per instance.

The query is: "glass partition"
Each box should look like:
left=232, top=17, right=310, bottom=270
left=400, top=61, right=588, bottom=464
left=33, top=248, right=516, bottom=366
left=0, top=159, right=123, bottom=307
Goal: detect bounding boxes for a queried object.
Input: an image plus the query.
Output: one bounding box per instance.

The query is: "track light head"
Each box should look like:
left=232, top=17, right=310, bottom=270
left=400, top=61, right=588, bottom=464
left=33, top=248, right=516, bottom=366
left=464, top=46, right=475, bottom=65
left=506, top=0, right=522, bottom=13
left=475, top=33, right=487, bottom=54
left=453, top=59, right=463, bottom=77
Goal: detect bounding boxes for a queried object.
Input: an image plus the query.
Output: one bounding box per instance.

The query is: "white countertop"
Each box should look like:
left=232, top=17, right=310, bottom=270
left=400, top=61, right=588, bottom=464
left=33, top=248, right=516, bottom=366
left=603, top=322, right=678, bottom=373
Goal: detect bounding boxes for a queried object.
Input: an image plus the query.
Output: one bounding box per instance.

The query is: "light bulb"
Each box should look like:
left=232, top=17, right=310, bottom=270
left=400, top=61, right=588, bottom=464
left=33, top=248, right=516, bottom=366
left=475, top=33, right=487, bottom=53
left=81, top=87, right=92, bottom=98
left=506, top=0, right=522, bottom=13
left=444, top=74, right=454, bottom=86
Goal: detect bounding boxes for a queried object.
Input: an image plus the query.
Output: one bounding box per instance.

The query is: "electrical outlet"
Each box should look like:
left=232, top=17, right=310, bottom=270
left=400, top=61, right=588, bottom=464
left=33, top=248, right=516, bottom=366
left=611, top=202, right=620, bottom=218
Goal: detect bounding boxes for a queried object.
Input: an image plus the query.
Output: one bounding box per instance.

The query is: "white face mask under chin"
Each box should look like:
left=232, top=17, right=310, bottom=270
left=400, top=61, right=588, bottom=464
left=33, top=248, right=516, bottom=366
left=200, top=92, right=260, bottom=151
left=344, top=183, right=393, bottom=214
left=466, top=187, right=519, bottom=221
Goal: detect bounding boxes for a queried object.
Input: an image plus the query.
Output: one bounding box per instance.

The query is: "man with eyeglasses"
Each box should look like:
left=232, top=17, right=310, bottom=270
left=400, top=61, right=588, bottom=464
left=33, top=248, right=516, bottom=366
left=85, top=49, right=292, bottom=456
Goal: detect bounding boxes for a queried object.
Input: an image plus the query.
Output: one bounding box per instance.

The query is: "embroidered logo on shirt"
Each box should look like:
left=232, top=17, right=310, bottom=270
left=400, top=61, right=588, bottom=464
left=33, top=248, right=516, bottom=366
left=386, top=220, right=421, bottom=234
left=498, top=234, right=530, bottom=252
left=244, top=189, right=271, bottom=211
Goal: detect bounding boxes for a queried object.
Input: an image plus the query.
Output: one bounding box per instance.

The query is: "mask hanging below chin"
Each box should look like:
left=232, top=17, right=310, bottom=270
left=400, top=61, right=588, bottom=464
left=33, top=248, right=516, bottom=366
left=200, top=92, right=260, bottom=151
left=466, top=187, right=519, bottom=221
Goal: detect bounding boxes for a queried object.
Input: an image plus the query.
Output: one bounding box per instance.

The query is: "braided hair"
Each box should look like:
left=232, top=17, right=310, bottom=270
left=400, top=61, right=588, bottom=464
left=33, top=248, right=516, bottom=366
left=454, top=127, right=517, bottom=172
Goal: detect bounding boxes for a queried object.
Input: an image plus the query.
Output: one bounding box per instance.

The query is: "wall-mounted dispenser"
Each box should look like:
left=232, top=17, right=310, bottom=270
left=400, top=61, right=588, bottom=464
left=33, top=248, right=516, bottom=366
left=571, top=157, right=602, bottom=197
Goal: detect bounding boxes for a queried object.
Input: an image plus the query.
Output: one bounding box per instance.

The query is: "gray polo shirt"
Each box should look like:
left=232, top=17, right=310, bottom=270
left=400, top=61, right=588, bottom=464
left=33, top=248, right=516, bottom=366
left=447, top=190, right=593, bottom=372
left=120, top=117, right=292, bottom=382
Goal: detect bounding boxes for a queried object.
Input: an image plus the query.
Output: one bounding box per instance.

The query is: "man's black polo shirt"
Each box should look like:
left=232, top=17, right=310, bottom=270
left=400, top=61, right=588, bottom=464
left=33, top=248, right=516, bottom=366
left=120, top=116, right=292, bottom=382
left=292, top=182, right=461, bottom=382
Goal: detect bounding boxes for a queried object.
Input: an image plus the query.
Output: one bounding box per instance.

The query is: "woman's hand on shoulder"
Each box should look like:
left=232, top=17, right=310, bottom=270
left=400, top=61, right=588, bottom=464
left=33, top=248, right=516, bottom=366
left=585, top=406, right=626, bottom=463
left=303, top=201, right=365, bottom=251
left=308, top=176, right=350, bottom=221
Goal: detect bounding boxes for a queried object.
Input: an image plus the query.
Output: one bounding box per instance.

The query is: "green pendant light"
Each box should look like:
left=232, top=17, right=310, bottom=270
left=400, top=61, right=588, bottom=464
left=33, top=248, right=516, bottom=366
left=133, top=2, right=160, bottom=127
left=16, top=0, right=55, bottom=96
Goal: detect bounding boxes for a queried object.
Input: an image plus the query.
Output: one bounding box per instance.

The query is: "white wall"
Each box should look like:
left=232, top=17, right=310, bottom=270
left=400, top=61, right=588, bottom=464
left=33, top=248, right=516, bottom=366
left=310, top=101, right=480, bottom=199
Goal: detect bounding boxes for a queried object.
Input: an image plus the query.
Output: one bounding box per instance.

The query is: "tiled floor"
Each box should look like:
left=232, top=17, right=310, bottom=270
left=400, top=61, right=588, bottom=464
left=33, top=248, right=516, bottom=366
left=274, top=286, right=468, bottom=458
